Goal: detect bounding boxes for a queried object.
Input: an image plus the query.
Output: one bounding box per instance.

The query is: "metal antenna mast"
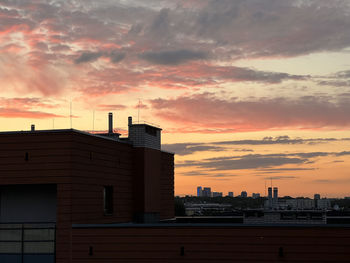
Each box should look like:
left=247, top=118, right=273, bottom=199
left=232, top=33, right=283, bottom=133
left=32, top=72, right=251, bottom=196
left=138, top=99, right=141, bottom=123
left=70, top=101, right=72, bottom=129
left=92, top=110, right=95, bottom=132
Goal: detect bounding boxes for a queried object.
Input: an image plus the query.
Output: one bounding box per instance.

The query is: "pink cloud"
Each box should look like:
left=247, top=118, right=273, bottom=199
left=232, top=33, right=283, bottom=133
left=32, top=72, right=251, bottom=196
left=151, top=93, right=350, bottom=133
left=0, top=108, right=63, bottom=119
left=97, top=104, right=127, bottom=111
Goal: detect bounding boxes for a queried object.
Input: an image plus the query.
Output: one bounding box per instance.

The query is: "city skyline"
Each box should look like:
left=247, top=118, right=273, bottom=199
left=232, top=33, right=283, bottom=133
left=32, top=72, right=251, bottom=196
left=194, top=185, right=340, bottom=199
left=1, top=1, right=350, bottom=197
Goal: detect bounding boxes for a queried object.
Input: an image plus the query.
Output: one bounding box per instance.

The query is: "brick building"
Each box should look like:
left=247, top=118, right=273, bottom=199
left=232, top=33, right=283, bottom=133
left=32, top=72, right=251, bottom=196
left=0, top=114, right=174, bottom=262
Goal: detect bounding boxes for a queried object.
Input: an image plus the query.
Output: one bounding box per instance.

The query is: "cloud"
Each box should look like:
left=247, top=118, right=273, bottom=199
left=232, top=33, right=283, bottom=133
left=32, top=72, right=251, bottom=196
left=256, top=167, right=316, bottom=174
left=74, top=52, right=103, bottom=64
left=163, top=143, right=224, bottom=155
left=74, top=51, right=126, bottom=64
left=0, top=97, right=58, bottom=109
left=264, top=176, right=298, bottom=180
left=151, top=93, right=350, bottom=132
left=97, top=104, right=127, bottom=111
left=0, top=97, right=62, bottom=119
left=177, top=154, right=309, bottom=171
left=0, top=108, right=63, bottom=119
left=176, top=148, right=350, bottom=172
left=335, top=151, right=350, bottom=157
left=109, top=51, right=126, bottom=63
left=163, top=136, right=348, bottom=155
left=140, top=49, right=208, bottom=65
left=179, top=170, right=240, bottom=178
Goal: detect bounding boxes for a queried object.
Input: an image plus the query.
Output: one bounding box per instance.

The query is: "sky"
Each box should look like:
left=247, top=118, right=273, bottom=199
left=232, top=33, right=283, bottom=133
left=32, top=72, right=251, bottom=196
left=1, top=0, right=350, bottom=198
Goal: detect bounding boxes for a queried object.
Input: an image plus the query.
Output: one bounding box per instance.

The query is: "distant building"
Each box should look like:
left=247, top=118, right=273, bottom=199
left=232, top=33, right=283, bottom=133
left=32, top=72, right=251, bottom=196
left=316, top=198, right=331, bottom=210
left=202, top=187, right=212, bottom=197
left=286, top=198, right=314, bottom=210
left=273, top=187, right=278, bottom=208
left=252, top=193, right=260, bottom=199
left=212, top=192, right=223, bottom=197
left=314, top=194, right=321, bottom=208
left=228, top=192, right=234, bottom=197
left=197, top=186, right=202, bottom=197
left=268, top=187, right=273, bottom=209
left=241, top=191, right=248, bottom=198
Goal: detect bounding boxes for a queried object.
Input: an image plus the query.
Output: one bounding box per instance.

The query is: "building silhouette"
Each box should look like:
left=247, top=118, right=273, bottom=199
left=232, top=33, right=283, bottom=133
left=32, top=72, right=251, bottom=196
left=0, top=114, right=349, bottom=262
left=197, top=186, right=202, bottom=197
left=202, top=187, right=212, bottom=197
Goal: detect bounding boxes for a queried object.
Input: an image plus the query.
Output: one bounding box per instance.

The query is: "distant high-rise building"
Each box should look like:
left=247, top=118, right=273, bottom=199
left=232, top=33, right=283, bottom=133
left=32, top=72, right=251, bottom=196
left=252, top=193, right=260, bottom=199
left=268, top=187, right=273, bottom=209
left=314, top=194, right=320, bottom=208
left=228, top=192, right=234, bottom=197
left=273, top=187, right=278, bottom=208
left=241, top=191, right=247, bottom=198
left=202, top=187, right=212, bottom=197
left=197, top=186, right=202, bottom=197
left=212, top=192, right=223, bottom=197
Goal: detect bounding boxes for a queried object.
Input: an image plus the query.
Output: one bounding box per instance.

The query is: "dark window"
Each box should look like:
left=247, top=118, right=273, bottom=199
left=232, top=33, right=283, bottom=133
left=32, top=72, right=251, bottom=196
left=103, top=186, right=113, bottom=215
left=25, top=152, right=29, bottom=161
left=145, top=126, right=157, bottom=136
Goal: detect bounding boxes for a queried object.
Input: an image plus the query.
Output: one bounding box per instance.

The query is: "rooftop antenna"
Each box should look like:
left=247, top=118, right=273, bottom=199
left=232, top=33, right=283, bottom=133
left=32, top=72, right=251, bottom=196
left=70, top=101, right=72, bottom=129
left=52, top=118, right=55, bottom=129
left=265, top=180, right=267, bottom=197
left=92, top=110, right=95, bottom=132
left=137, top=98, right=141, bottom=123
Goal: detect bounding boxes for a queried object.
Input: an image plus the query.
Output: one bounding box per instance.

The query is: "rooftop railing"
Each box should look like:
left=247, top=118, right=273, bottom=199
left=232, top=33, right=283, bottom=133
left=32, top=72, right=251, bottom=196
left=0, top=223, right=55, bottom=263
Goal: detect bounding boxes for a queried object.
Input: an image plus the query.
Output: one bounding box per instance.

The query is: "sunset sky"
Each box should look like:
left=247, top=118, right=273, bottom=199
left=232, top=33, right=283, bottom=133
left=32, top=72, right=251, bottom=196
left=1, top=0, right=350, bottom=198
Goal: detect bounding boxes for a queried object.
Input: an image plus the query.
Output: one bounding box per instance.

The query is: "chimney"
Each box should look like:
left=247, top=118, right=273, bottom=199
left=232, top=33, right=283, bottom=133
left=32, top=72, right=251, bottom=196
left=128, top=116, right=132, bottom=136
left=108, top=113, right=113, bottom=134
left=31, top=124, right=35, bottom=131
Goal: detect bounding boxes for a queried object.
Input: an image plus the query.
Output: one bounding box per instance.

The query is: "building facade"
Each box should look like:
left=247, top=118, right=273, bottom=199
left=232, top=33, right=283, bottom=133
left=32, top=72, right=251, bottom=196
left=0, top=115, right=174, bottom=263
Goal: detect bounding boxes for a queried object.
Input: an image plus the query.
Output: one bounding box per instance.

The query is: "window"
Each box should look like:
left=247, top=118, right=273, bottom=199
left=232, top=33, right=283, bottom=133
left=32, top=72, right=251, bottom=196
left=103, top=186, right=113, bottom=215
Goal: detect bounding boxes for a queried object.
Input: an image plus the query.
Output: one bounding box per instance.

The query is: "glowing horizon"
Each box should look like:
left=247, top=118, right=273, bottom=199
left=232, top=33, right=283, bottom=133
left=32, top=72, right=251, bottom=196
left=1, top=0, right=350, bottom=198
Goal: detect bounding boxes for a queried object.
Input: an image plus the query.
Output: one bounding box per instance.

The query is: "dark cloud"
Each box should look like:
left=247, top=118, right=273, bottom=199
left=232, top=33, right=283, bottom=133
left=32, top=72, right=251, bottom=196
left=162, top=143, right=224, bottom=156
left=318, top=80, right=350, bottom=87
left=264, top=176, right=299, bottom=180
left=163, top=136, right=348, bottom=156
left=177, top=154, right=309, bottom=171
left=140, top=49, right=208, bottom=65
left=335, top=151, right=350, bottom=157
left=74, top=51, right=126, bottom=64
left=256, top=167, right=316, bottom=174
left=75, top=52, right=103, bottom=64
left=109, top=51, right=126, bottom=63
left=180, top=170, right=238, bottom=178
left=224, top=67, right=307, bottom=83
left=176, top=150, right=350, bottom=171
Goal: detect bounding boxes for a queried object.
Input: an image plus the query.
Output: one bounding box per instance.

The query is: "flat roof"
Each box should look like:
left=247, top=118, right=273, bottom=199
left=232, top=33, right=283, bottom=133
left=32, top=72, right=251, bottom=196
left=72, top=223, right=350, bottom=229
left=0, top=128, right=130, bottom=144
